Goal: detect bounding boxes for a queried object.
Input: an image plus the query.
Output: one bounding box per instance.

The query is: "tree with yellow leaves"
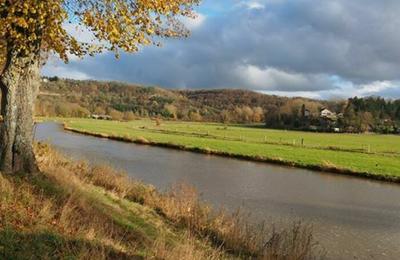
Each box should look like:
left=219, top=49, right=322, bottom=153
left=0, top=0, right=199, bottom=173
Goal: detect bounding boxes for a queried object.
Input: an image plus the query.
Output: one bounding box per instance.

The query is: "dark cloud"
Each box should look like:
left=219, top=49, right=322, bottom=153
left=43, top=0, right=400, bottom=98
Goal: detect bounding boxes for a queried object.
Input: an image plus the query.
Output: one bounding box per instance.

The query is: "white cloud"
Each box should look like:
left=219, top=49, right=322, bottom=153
left=236, top=0, right=266, bottom=10
left=356, top=81, right=397, bottom=95
left=235, top=65, right=334, bottom=91
left=259, top=80, right=400, bottom=100
left=63, top=23, right=97, bottom=44
left=306, top=80, right=400, bottom=100
left=259, top=90, right=323, bottom=99
left=236, top=65, right=307, bottom=89
left=183, top=12, right=206, bottom=30
left=246, top=1, right=265, bottom=10
left=42, top=60, right=91, bottom=80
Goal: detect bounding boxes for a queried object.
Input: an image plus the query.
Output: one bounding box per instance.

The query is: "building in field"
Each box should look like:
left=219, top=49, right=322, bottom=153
left=320, top=108, right=336, bottom=119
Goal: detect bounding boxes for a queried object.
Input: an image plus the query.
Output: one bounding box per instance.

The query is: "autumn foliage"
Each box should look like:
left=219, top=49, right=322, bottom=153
left=0, top=0, right=199, bottom=61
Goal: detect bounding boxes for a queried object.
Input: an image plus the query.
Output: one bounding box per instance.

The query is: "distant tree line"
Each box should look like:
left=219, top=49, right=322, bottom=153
left=36, top=79, right=400, bottom=134
left=265, top=96, right=400, bottom=134
left=341, top=97, right=400, bottom=133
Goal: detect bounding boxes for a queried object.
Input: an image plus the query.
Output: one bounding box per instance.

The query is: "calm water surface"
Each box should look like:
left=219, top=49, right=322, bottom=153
left=36, top=123, right=400, bottom=259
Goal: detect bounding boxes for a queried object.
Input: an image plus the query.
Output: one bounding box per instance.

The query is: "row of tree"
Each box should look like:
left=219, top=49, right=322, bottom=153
left=264, top=96, right=400, bottom=134
left=341, top=97, right=400, bottom=133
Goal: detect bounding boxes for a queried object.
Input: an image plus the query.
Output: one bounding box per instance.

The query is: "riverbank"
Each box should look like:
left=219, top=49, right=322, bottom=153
left=0, top=143, right=321, bottom=259
left=59, top=118, right=400, bottom=183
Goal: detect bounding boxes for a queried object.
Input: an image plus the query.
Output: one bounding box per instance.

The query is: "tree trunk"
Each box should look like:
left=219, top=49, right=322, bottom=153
left=0, top=50, right=40, bottom=174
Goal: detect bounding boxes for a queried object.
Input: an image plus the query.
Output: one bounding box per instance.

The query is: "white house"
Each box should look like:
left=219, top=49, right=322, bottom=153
left=320, top=108, right=335, bottom=118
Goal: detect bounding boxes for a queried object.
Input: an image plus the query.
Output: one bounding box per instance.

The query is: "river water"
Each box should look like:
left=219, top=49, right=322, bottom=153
left=35, top=122, right=400, bottom=259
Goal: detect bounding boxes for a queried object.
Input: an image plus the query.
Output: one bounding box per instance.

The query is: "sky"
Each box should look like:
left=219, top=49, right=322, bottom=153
left=43, top=0, right=400, bottom=100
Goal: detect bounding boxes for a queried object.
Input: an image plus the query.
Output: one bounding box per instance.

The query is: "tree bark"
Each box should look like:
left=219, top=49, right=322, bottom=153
left=0, top=50, right=40, bottom=174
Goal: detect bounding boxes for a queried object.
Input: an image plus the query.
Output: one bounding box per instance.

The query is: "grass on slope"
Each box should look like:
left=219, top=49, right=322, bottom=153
left=61, top=118, right=400, bottom=179
left=0, top=143, right=323, bottom=259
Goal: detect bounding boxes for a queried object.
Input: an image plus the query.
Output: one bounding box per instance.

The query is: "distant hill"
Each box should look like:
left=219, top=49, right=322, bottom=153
left=37, top=78, right=327, bottom=123
left=37, top=78, right=400, bottom=133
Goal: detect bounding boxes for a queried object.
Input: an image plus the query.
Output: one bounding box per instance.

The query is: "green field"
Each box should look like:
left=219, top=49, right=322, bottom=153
left=60, top=118, right=400, bottom=180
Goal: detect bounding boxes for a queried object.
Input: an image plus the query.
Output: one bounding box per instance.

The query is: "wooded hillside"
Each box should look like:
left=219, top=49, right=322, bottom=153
left=37, top=78, right=325, bottom=122
left=36, top=78, right=400, bottom=133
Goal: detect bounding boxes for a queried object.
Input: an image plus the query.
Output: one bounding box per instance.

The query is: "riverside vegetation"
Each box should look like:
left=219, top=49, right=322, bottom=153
left=0, top=143, right=324, bottom=259
left=60, top=118, right=400, bottom=182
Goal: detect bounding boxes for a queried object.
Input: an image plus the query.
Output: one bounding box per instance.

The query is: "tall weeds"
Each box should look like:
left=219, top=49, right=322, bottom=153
left=34, top=142, right=325, bottom=259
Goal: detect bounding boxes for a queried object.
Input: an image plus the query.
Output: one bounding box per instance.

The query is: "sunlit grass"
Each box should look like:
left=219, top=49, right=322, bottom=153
left=58, top=118, right=400, bottom=179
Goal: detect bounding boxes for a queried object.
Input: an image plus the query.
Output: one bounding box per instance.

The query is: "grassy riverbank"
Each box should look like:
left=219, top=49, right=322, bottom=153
left=0, top=143, right=321, bottom=259
left=59, top=118, right=400, bottom=182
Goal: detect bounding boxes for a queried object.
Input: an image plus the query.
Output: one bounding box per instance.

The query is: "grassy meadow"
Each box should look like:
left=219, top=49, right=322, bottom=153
left=59, top=118, right=400, bottom=180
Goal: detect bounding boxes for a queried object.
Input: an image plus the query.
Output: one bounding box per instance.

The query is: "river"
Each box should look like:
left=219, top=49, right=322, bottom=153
left=35, top=122, right=400, bottom=259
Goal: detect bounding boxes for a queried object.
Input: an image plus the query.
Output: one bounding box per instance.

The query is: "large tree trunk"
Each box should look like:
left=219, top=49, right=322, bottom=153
left=0, top=50, right=40, bottom=174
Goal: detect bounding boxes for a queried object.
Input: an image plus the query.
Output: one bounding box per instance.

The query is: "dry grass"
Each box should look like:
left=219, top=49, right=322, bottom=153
left=0, top=143, right=325, bottom=259
left=152, top=233, right=224, bottom=260
left=0, top=174, right=54, bottom=232
left=152, top=185, right=325, bottom=259
left=0, top=172, right=132, bottom=259
left=136, top=136, right=150, bottom=144
left=321, top=160, right=342, bottom=171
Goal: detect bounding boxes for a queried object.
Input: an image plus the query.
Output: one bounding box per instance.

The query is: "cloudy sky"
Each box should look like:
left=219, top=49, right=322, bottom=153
left=43, top=0, right=400, bottom=99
